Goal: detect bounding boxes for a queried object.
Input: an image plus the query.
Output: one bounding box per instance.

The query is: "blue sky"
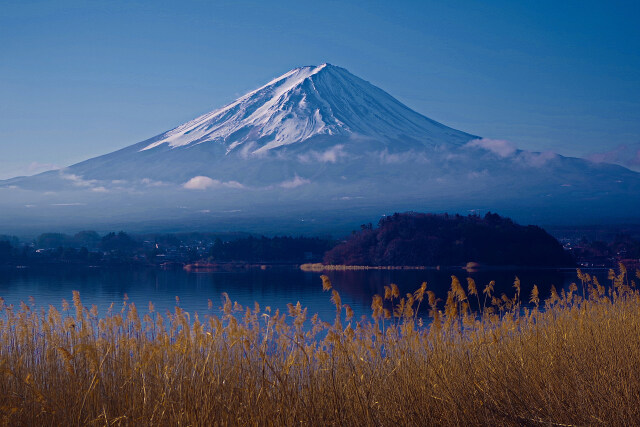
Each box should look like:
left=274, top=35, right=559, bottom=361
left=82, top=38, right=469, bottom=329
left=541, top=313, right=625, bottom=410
left=1, top=0, right=639, bottom=178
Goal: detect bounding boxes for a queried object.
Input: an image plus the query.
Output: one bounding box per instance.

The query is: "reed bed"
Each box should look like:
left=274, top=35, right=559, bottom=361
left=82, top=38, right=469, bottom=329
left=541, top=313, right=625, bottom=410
left=0, top=266, right=639, bottom=426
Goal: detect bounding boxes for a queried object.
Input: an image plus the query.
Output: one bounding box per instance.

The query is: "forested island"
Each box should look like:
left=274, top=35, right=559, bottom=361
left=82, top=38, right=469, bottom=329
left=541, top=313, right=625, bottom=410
left=324, top=212, right=574, bottom=267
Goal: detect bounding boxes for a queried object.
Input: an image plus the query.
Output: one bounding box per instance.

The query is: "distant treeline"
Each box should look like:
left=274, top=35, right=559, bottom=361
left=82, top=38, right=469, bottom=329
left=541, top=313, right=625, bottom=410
left=572, top=234, right=640, bottom=264
left=0, top=231, right=334, bottom=266
left=17, top=231, right=251, bottom=252
left=34, top=231, right=139, bottom=253
left=0, top=231, right=143, bottom=266
left=324, top=212, right=575, bottom=267
left=209, top=236, right=333, bottom=263
left=9, top=212, right=635, bottom=268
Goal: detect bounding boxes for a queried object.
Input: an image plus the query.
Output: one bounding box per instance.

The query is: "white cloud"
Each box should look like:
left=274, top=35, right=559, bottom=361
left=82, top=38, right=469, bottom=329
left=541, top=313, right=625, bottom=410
left=466, top=138, right=517, bottom=158
left=466, top=138, right=557, bottom=168
left=183, top=176, right=245, bottom=190
left=59, top=171, right=98, bottom=188
left=376, top=149, right=430, bottom=164
left=238, top=141, right=263, bottom=159
left=224, top=180, right=245, bottom=189
left=280, top=175, right=310, bottom=189
left=184, top=176, right=219, bottom=190
left=237, top=141, right=270, bottom=159
left=298, top=145, right=347, bottom=163
left=586, top=143, right=640, bottom=171
left=517, top=151, right=556, bottom=167
left=141, top=178, right=167, bottom=187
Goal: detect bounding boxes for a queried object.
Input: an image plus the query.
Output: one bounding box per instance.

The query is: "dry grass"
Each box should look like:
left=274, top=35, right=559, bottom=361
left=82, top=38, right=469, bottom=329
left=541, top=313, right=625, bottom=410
left=0, top=266, right=639, bottom=426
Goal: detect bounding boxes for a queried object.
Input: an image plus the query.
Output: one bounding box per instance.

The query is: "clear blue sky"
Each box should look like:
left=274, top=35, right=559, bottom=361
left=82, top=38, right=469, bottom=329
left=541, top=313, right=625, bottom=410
left=1, top=0, right=639, bottom=178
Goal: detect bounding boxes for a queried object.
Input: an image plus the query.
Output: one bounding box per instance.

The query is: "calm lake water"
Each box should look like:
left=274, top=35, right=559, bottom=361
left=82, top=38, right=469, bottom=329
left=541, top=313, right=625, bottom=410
left=0, top=266, right=609, bottom=322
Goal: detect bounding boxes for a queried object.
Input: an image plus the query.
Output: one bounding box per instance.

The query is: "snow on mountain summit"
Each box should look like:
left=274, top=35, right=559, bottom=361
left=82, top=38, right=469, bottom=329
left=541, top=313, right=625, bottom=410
left=141, top=64, right=474, bottom=155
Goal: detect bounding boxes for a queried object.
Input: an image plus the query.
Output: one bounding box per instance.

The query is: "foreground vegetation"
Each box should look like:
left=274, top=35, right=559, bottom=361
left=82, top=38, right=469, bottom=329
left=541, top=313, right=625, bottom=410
left=0, top=267, right=639, bottom=425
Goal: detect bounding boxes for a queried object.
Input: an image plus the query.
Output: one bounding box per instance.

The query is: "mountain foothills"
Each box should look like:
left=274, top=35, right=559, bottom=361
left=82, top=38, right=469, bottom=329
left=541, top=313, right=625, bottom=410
left=1, top=64, right=639, bottom=233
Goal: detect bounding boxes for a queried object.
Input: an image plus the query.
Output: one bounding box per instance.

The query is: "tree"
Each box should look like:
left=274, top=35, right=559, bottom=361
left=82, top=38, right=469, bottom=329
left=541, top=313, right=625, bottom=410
left=101, top=231, right=138, bottom=253
left=0, top=241, right=12, bottom=261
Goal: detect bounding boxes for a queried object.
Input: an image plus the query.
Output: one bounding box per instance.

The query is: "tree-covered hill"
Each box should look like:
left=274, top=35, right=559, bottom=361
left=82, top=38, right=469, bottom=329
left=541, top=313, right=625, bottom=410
left=324, top=212, right=574, bottom=267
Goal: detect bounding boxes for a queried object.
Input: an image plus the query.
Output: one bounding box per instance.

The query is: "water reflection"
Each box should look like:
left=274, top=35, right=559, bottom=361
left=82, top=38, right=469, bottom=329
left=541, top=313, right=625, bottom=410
left=0, top=266, right=608, bottom=322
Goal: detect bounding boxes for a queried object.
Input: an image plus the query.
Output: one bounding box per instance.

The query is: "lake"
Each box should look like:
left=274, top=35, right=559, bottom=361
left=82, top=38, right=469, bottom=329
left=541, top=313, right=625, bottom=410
left=0, top=266, right=610, bottom=322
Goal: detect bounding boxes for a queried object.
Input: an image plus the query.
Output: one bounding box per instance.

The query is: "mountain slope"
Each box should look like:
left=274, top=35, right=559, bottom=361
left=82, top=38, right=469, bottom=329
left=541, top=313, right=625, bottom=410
left=1, top=64, right=639, bottom=233
left=138, top=63, right=475, bottom=155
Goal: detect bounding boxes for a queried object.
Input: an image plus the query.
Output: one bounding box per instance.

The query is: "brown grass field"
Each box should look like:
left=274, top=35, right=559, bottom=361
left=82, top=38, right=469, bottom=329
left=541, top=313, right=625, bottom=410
left=0, top=266, right=638, bottom=426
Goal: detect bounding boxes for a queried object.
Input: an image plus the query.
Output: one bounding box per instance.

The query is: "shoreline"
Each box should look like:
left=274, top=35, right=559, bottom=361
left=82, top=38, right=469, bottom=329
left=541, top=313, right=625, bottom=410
left=299, top=262, right=594, bottom=272
left=301, top=263, right=434, bottom=272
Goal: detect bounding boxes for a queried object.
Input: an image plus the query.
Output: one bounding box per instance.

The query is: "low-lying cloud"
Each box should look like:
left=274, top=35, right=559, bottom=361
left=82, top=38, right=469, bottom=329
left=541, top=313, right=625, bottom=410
left=466, top=138, right=556, bottom=167
left=141, top=178, right=167, bottom=187
left=183, top=176, right=245, bottom=190
left=280, top=175, right=310, bottom=189
left=517, top=151, right=557, bottom=167
left=298, top=145, right=347, bottom=163
left=466, top=138, right=517, bottom=158
left=376, top=149, right=430, bottom=164
left=59, top=171, right=98, bottom=188
left=586, top=144, right=640, bottom=171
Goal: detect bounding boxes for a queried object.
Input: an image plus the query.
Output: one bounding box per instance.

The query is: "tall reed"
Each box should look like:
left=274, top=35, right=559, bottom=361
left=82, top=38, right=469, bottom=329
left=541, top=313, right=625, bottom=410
left=0, top=266, right=638, bottom=425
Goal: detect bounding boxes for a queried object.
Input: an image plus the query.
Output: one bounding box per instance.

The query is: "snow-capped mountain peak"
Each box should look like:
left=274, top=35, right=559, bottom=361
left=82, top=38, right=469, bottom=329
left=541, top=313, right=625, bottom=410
left=141, top=64, right=342, bottom=153
left=2, top=63, right=640, bottom=232
left=140, top=64, right=474, bottom=155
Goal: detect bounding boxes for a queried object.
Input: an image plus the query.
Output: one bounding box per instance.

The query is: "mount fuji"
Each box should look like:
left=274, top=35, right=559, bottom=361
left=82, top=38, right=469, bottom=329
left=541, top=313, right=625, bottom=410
left=2, top=64, right=639, bottom=234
